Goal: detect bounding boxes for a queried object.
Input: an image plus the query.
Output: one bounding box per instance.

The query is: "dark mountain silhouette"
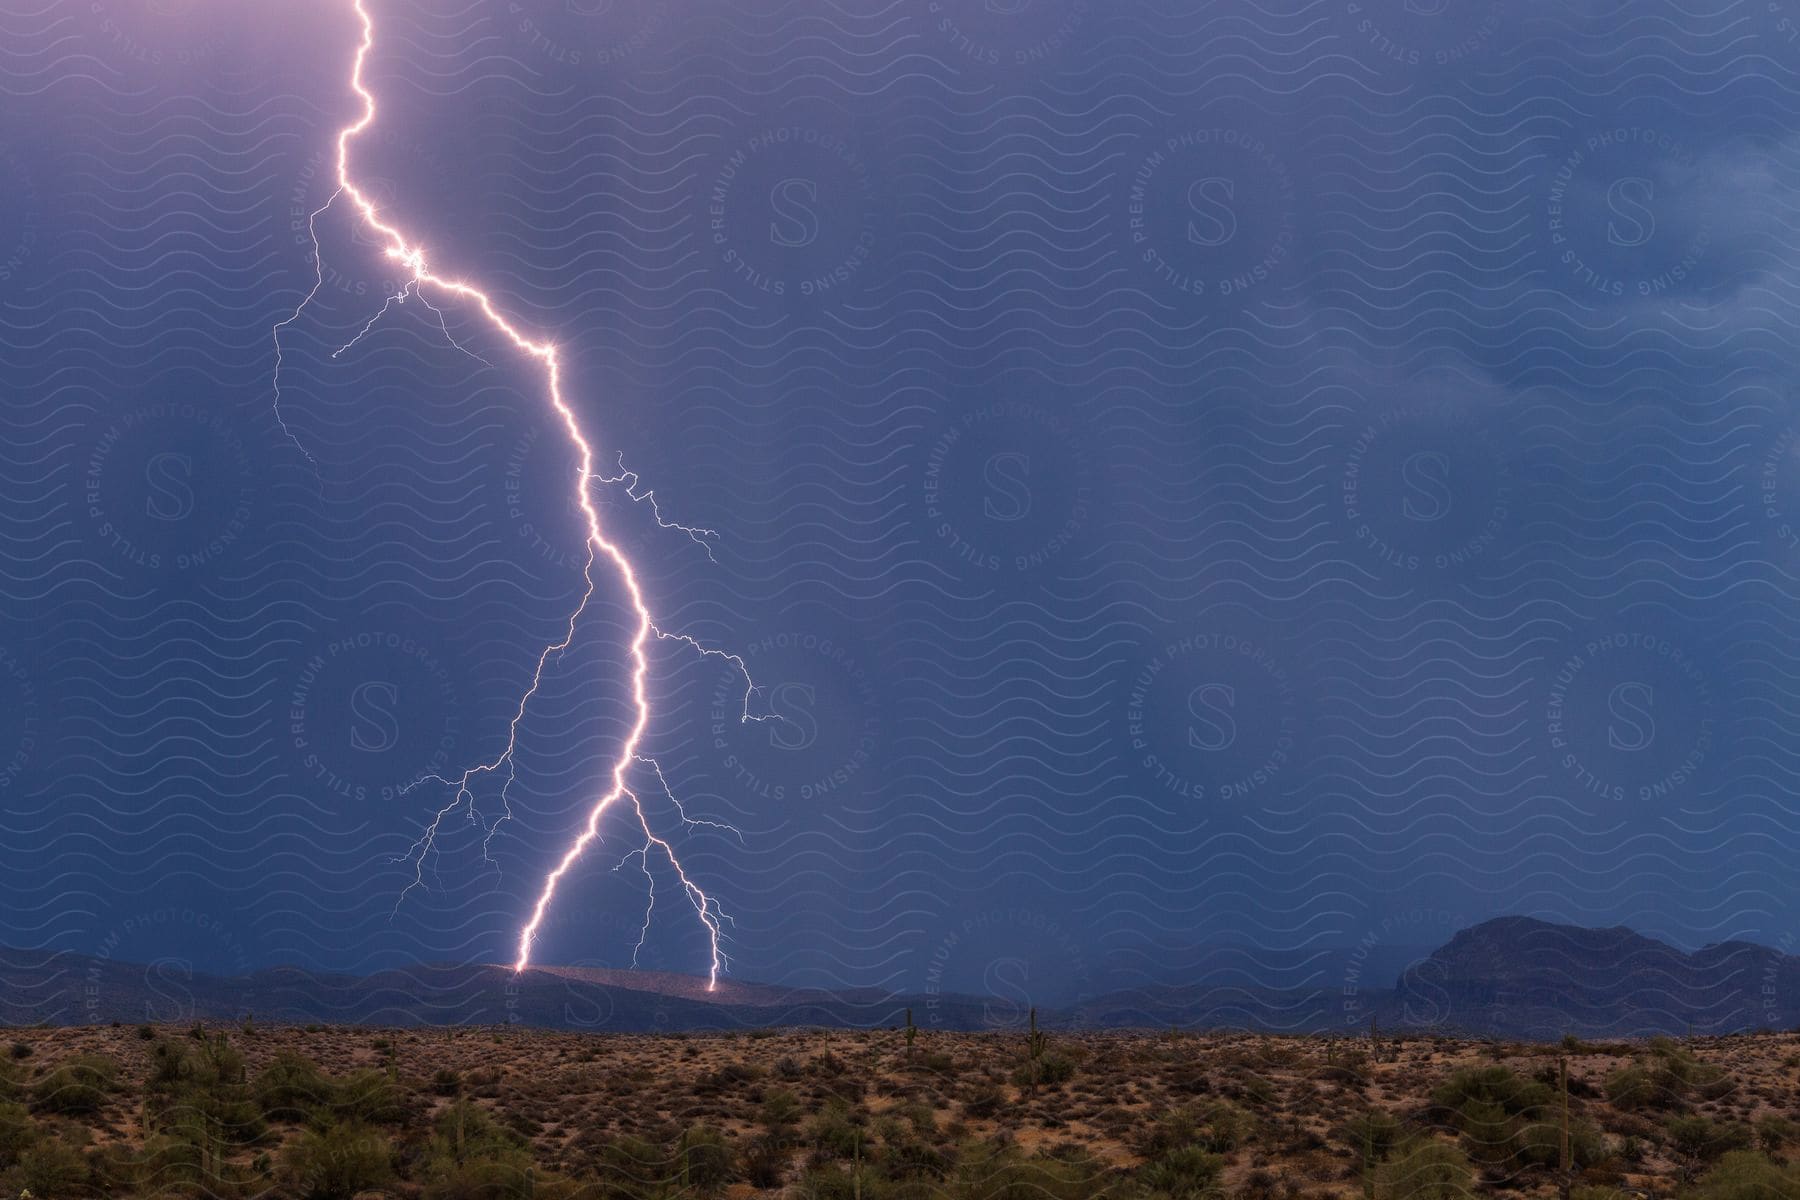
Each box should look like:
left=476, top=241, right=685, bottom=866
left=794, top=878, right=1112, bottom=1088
left=1070, top=916, right=1800, bottom=1038
left=1384, top=915, right=1800, bottom=1039
left=0, top=949, right=993, bottom=1032
left=4, top=917, right=1795, bottom=1037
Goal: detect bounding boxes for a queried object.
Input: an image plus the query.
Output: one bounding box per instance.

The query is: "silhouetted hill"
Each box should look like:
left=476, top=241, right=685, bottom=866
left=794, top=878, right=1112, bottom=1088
left=0, top=949, right=992, bottom=1032
left=5, top=917, right=1796, bottom=1036
left=1387, top=915, right=1800, bottom=1039
left=1067, top=917, right=1800, bottom=1038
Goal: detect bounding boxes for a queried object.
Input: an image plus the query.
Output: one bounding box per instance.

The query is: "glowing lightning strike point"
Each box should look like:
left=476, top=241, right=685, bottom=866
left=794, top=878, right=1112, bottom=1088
left=288, top=0, right=773, bottom=991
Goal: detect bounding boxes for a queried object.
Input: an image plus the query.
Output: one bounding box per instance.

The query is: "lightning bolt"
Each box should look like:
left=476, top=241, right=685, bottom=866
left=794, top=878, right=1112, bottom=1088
left=279, top=0, right=771, bottom=988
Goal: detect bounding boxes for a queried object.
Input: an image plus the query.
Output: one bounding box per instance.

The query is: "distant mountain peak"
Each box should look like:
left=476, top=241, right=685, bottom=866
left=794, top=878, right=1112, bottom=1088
left=1397, top=916, right=1793, bottom=1040
left=2, top=917, right=1793, bottom=1038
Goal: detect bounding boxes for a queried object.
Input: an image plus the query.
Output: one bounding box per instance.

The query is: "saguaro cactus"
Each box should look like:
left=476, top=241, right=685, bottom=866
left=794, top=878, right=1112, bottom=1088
left=1559, top=1055, right=1572, bottom=1199
left=904, top=1007, right=917, bottom=1057
left=1026, top=1006, right=1048, bottom=1094
left=1363, top=1115, right=1376, bottom=1200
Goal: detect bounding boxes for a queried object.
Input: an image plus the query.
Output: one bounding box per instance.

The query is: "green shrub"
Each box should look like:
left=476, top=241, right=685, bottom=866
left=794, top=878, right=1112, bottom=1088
left=329, top=1068, right=411, bottom=1126
left=421, top=1157, right=537, bottom=1200
left=1605, top=1065, right=1661, bottom=1111
left=415, top=1095, right=590, bottom=1200
left=5, top=1136, right=89, bottom=1198
left=808, top=1103, right=867, bottom=1162
left=896, top=1102, right=937, bottom=1138
left=957, top=1143, right=1120, bottom=1200
left=1374, top=1139, right=1474, bottom=1200
left=1668, top=1116, right=1756, bottom=1165
left=881, top=1137, right=952, bottom=1183
left=1337, top=1108, right=1407, bottom=1162
left=1189, top=1101, right=1253, bottom=1153
left=962, top=1083, right=1006, bottom=1120
left=1136, top=1145, right=1224, bottom=1198
left=85, top=1140, right=149, bottom=1196
left=1012, top=1053, right=1078, bottom=1090
left=146, top=1038, right=189, bottom=1091
left=1570, top=1189, right=1632, bottom=1200
left=255, top=1050, right=333, bottom=1122
left=1137, top=1108, right=1203, bottom=1160
left=1431, top=1067, right=1552, bottom=1124
left=146, top=1032, right=266, bottom=1157
left=0, top=1101, right=37, bottom=1171
left=1608, top=1043, right=1732, bottom=1113
left=280, top=1122, right=395, bottom=1200
left=1320, top=1058, right=1371, bottom=1086
left=1515, top=1119, right=1606, bottom=1171
left=698, top=1060, right=763, bottom=1090
left=596, top=1133, right=671, bottom=1196
left=429, top=1109, right=589, bottom=1200
left=1240, top=1073, right=1277, bottom=1108
left=140, top=1127, right=214, bottom=1195
left=417, top=1104, right=553, bottom=1200
left=1455, top=1100, right=1514, bottom=1165
left=798, top=1163, right=884, bottom=1200
left=427, top=1098, right=528, bottom=1166
left=761, top=1087, right=803, bottom=1128
left=677, top=1124, right=735, bottom=1193
left=1758, top=1116, right=1800, bottom=1156
left=1652, top=1042, right=1732, bottom=1102
left=1686, top=1151, right=1800, bottom=1200
left=29, top=1055, right=118, bottom=1116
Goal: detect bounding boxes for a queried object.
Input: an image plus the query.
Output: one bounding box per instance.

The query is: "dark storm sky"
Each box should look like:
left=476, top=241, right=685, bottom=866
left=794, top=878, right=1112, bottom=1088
left=2, top=0, right=1797, bottom=1009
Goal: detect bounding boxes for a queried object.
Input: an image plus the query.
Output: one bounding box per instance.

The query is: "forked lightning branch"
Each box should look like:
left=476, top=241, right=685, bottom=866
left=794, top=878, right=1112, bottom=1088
left=271, top=0, right=771, bottom=987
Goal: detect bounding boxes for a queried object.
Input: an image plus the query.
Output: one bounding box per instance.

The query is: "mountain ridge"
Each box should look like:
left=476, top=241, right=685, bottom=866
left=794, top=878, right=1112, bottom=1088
left=5, top=917, right=1795, bottom=1038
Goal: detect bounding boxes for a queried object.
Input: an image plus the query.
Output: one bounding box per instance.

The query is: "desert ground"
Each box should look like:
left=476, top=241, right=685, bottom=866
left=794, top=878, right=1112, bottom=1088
left=2, top=1019, right=1798, bottom=1198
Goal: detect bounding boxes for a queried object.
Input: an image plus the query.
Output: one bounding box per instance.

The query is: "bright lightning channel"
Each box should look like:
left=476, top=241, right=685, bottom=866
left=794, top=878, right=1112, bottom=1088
left=276, top=0, right=771, bottom=988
